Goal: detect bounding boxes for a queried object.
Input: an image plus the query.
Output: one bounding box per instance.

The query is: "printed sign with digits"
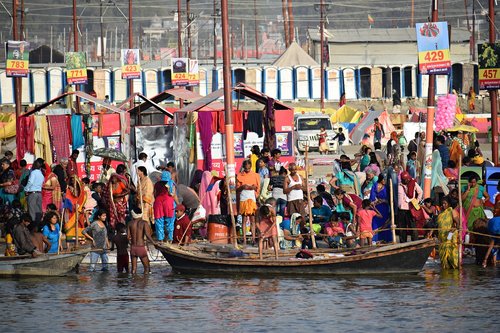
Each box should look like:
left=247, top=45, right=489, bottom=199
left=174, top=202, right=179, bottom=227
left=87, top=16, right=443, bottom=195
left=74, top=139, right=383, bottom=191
left=171, top=58, right=189, bottom=86
left=188, top=59, right=200, bottom=86
left=5, top=41, right=30, bottom=77
left=416, top=22, right=451, bottom=75
left=65, top=52, right=88, bottom=84
left=121, top=49, right=141, bottom=79
left=478, top=42, right=500, bottom=89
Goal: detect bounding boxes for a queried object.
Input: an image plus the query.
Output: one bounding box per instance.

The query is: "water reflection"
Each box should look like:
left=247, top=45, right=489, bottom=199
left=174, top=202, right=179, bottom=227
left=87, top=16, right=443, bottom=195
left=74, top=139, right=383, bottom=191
left=0, top=265, right=498, bottom=332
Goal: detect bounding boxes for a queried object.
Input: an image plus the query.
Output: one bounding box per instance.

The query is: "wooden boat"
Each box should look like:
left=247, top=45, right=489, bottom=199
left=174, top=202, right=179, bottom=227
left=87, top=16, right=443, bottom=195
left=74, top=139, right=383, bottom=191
left=0, top=249, right=90, bottom=277
left=156, top=239, right=435, bottom=275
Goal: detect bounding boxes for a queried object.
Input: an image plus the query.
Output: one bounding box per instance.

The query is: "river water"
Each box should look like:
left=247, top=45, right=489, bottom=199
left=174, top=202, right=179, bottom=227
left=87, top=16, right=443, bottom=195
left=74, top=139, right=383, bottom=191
left=1, top=261, right=498, bottom=333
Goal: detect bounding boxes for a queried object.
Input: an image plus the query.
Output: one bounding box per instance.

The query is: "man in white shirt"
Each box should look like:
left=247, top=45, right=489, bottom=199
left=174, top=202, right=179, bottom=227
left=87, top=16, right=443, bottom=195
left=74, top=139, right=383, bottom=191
left=131, top=152, right=148, bottom=187
left=24, top=160, right=45, bottom=223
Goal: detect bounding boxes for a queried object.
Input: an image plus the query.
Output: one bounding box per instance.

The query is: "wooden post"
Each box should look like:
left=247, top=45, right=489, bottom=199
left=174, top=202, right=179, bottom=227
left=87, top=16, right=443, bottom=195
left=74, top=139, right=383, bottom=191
left=75, top=204, right=79, bottom=250
left=58, top=208, right=65, bottom=255
left=304, top=145, right=317, bottom=249
left=389, top=178, right=397, bottom=244
left=458, top=159, right=463, bottom=267
left=225, top=166, right=238, bottom=247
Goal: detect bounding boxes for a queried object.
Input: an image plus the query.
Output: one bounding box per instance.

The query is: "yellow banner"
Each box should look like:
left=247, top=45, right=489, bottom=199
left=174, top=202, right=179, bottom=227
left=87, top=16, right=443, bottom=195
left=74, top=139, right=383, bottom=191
left=6, top=59, right=28, bottom=71
left=418, top=49, right=451, bottom=65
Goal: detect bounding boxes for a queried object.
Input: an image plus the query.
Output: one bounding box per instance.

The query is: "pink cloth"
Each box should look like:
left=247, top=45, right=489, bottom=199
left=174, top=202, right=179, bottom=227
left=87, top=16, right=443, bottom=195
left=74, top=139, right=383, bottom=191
left=198, top=171, right=220, bottom=215
left=397, top=183, right=423, bottom=210
left=357, top=209, right=377, bottom=232
left=153, top=193, right=175, bottom=219
left=17, top=115, right=35, bottom=161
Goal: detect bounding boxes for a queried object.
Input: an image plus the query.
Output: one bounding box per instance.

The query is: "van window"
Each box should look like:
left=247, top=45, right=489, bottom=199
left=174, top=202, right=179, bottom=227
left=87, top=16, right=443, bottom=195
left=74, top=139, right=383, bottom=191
left=297, top=118, right=332, bottom=131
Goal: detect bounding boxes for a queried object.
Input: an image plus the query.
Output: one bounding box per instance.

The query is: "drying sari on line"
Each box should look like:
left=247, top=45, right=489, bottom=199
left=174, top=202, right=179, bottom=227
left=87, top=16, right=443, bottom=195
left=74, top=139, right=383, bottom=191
left=437, top=207, right=459, bottom=269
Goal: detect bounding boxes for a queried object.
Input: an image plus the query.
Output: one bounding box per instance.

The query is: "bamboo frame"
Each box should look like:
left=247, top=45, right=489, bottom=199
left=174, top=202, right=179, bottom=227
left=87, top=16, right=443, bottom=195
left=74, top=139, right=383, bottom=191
left=304, top=145, right=317, bottom=249
left=389, top=178, right=397, bottom=244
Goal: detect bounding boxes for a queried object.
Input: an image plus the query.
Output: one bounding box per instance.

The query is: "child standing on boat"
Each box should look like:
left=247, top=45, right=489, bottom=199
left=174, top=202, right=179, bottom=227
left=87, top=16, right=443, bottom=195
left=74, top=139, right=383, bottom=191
left=357, top=199, right=382, bottom=247
left=82, top=210, right=110, bottom=272
left=257, top=205, right=279, bottom=260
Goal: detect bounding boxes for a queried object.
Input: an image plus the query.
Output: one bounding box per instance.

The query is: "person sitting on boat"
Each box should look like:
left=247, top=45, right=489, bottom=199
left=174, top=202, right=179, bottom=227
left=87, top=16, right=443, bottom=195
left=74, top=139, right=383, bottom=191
left=173, top=204, right=192, bottom=245
left=279, top=213, right=303, bottom=250
left=311, top=195, right=332, bottom=226
left=324, top=212, right=345, bottom=248
left=12, top=214, right=42, bottom=257
left=41, top=212, right=62, bottom=254
left=257, top=205, right=279, bottom=260
left=340, top=212, right=358, bottom=248
left=29, top=221, right=51, bottom=253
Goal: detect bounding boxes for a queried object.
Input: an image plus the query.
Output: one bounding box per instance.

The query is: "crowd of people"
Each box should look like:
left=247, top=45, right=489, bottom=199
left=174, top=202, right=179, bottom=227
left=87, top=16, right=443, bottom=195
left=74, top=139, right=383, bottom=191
left=1, top=126, right=499, bottom=271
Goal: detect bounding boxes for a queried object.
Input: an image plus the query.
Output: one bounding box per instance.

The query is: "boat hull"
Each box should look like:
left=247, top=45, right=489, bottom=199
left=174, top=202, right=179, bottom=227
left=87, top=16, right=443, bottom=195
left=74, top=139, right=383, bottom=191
left=0, top=250, right=90, bottom=277
left=156, top=239, right=435, bottom=276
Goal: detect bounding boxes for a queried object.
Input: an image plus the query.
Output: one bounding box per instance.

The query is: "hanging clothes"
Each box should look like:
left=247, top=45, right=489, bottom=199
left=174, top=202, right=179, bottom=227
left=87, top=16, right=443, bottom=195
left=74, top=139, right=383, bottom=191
left=198, top=112, right=213, bottom=171
left=48, top=115, right=71, bottom=163
left=263, top=98, right=276, bottom=151
left=243, top=111, right=264, bottom=139
left=211, top=111, right=226, bottom=134
left=71, top=114, right=85, bottom=150
left=17, top=115, right=35, bottom=161
left=233, top=111, right=244, bottom=132
left=34, top=115, right=53, bottom=165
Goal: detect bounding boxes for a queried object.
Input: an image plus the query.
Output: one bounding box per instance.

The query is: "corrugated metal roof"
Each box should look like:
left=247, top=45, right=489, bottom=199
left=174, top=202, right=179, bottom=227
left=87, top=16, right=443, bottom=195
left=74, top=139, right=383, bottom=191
left=308, top=27, right=471, bottom=43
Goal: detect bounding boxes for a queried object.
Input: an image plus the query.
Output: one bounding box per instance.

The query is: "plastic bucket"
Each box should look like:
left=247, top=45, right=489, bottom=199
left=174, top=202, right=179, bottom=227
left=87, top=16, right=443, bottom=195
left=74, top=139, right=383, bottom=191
left=207, top=215, right=230, bottom=244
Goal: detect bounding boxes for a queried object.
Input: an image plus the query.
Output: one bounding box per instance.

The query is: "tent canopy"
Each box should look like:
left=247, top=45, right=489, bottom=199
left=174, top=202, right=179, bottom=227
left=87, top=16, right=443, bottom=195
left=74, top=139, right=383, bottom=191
left=22, top=91, right=124, bottom=117
left=126, top=87, right=225, bottom=117
left=272, top=41, right=319, bottom=67
left=350, top=110, right=396, bottom=144
left=330, top=105, right=363, bottom=123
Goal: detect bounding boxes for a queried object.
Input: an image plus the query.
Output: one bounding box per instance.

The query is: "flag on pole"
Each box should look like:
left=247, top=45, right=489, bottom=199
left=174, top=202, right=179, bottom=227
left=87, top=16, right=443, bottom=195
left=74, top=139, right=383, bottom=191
left=368, top=14, right=375, bottom=25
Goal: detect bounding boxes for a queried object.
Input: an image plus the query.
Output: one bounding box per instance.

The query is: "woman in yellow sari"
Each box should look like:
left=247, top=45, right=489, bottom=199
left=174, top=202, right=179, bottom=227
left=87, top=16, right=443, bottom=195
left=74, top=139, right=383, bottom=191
left=437, top=197, right=460, bottom=269
left=462, top=175, right=490, bottom=230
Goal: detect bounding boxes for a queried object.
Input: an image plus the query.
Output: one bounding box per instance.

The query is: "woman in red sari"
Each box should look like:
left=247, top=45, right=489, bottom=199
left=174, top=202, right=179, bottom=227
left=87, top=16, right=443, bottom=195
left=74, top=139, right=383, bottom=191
left=42, top=163, right=62, bottom=212
left=103, top=173, right=130, bottom=229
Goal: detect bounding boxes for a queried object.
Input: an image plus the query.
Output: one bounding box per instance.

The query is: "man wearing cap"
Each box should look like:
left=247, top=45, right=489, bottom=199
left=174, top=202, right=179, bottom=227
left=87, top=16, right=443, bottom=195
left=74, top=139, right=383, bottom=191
left=173, top=204, right=192, bottom=245
left=128, top=207, right=156, bottom=274
left=398, top=171, right=423, bottom=243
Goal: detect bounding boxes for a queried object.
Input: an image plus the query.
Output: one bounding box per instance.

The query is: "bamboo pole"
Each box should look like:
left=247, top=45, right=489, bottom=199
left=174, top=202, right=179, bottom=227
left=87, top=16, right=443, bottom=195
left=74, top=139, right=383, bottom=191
left=304, top=145, right=317, bottom=249
left=458, top=158, right=463, bottom=267
left=58, top=208, right=65, bottom=255
left=75, top=204, right=79, bottom=250
left=389, top=178, right=397, bottom=244
left=225, top=165, right=238, bottom=247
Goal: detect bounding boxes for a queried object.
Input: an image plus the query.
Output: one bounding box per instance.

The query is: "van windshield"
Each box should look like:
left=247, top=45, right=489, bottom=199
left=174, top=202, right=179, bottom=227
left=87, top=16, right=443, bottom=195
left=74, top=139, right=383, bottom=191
left=297, top=118, right=332, bottom=131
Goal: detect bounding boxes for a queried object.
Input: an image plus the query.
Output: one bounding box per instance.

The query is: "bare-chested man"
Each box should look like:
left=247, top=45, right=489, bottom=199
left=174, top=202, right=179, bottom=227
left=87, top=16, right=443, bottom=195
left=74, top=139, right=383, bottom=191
left=128, top=208, right=156, bottom=274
